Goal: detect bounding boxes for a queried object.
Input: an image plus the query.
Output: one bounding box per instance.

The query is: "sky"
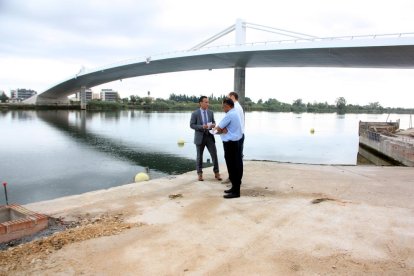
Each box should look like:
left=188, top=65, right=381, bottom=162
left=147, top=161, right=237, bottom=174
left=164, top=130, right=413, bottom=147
left=1, top=0, right=414, bottom=108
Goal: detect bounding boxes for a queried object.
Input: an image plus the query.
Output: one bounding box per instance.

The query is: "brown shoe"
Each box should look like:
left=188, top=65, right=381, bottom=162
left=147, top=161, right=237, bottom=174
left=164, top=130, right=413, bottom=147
left=215, top=173, right=222, bottom=181
left=198, top=174, right=204, bottom=181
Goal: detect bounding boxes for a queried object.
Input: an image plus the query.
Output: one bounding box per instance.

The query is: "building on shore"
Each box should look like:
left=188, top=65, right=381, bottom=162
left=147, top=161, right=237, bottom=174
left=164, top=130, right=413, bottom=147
left=11, top=89, right=37, bottom=102
left=92, top=92, right=100, bottom=100
left=100, top=89, right=118, bottom=102
left=75, top=89, right=93, bottom=102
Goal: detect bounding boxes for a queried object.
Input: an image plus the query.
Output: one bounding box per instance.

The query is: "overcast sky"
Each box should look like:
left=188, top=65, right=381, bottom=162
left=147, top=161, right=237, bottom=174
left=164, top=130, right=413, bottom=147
left=1, top=0, right=414, bottom=107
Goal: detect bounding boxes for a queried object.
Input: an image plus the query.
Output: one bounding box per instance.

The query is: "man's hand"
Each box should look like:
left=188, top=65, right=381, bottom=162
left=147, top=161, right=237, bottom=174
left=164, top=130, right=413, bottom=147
left=215, top=127, right=228, bottom=134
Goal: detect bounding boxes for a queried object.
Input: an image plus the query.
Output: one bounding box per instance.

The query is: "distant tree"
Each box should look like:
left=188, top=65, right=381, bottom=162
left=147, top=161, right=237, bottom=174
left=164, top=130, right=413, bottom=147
left=151, top=98, right=170, bottom=110
left=307, top=102, right=319, bottom=113
left=335, top=97, right=347, bottom=114
left=263, top=98, right=278, bottom=110
left=130, top=95, right=137, bottom=104
left=292, top=98, right=307, bottom=113
left=367, top=102, right=382, bottom=109
left=292, top=98, right=302, bottom=106
left=144, top=97, right=152, bottom=105
left=243, top=97, right=254, bottom=110
left=0, top=92, right=9, bottom=103
left=245, top=97, right=253, bottom=103
left=264, top=98, right=281, bottom=105
left=130, top=95, right=145, bottom=105
left=366, top=102, right=384, bottom=113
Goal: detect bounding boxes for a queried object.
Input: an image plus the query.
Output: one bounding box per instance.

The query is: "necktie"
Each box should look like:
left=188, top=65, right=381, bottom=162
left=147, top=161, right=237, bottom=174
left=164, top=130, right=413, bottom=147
left=203, top=110, right=208, bottom=125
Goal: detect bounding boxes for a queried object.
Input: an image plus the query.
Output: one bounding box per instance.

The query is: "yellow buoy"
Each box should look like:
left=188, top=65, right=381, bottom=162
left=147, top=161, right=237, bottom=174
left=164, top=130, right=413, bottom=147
left=310, top=128, right=315, bottom=134
left=177, top=138, right=185, bottom=147
left=135, top=172, right=150, bottom=182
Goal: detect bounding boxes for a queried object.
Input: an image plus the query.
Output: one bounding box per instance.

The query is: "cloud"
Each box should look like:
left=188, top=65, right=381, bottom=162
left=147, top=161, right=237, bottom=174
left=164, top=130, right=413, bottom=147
left=0, top=0, right=159, bottom=59
left=1, top=0, right=414, bottom=107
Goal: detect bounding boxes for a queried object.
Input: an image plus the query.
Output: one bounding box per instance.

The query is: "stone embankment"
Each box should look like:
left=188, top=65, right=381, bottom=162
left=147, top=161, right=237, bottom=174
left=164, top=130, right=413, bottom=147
left=359, top=121, right=414, bottom=166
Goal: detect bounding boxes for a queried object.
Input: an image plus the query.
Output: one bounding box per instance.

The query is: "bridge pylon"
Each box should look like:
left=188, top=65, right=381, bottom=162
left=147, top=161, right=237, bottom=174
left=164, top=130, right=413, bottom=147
left=189, top=19, right=318, bottom=107
left=234, top=19, right=246, bottom=105
left=189, top=19, right=248, bottom=105
left=80, top=86, right=87, bottom=110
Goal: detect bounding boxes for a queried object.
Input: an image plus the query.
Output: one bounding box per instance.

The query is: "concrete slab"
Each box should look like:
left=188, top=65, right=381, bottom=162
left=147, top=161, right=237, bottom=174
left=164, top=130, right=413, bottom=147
left=13, top=161, right=414, bottom=275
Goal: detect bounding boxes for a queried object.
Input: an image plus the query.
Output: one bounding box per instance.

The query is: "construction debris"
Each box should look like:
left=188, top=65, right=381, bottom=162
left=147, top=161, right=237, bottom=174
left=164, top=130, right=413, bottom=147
left=0, top=213, right=141, bottom=274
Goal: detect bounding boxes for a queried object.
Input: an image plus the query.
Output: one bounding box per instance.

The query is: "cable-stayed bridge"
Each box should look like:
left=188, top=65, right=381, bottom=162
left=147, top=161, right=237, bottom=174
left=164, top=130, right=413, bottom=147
left=25, top=19, right=414, bottom=105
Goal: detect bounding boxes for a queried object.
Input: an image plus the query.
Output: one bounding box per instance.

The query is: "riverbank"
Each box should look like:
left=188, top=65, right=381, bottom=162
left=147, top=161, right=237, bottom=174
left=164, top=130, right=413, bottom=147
left=2, top=102, right=414, bottom=114
left=2, top=161, right=413, bottom=275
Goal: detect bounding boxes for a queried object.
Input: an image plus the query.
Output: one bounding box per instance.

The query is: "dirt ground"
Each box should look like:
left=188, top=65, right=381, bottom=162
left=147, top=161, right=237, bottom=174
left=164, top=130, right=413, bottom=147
left=2, top=161, right=414, bottom=275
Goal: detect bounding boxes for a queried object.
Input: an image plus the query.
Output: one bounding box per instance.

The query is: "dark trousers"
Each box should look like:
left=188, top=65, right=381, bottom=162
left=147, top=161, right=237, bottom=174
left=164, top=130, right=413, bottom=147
left=223, top=139, right=243, bottom=195
left=239, top=133, right=245, bottom=158
left=196, top=132, right=219, bottom=174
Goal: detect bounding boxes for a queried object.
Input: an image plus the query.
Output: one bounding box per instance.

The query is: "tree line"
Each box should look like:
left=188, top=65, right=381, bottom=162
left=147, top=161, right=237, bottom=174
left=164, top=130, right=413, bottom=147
left=119, top=94, right=414, bottom=114
left=1, top=91, right=412, bottom=114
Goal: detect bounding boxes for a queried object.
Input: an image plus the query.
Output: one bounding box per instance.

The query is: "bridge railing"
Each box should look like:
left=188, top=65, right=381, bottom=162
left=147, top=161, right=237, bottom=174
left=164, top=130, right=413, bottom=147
left=80, top=32, right=414, bottom=76
left=194, top=32, right=414, bottom=50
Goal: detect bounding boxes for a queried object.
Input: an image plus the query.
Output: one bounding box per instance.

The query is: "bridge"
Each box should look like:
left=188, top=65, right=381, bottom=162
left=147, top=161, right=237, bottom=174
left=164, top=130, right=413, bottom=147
left=25, top=19, right=414, bottom=106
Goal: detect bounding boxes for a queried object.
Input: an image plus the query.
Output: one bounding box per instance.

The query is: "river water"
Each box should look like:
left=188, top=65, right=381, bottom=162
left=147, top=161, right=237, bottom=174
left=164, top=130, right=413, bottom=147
left=0, top=110, right=411, bottom=204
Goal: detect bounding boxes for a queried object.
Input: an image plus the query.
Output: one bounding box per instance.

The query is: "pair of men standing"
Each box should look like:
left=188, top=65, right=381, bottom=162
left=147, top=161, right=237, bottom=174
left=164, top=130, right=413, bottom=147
left=190, top=93, right=244, bottom=199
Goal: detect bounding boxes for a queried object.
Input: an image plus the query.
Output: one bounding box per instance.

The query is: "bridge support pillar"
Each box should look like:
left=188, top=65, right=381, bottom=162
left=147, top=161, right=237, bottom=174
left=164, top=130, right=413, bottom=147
left=234, top=67, right=245, bottom=107
left=80, top=86, right=87, bottom=110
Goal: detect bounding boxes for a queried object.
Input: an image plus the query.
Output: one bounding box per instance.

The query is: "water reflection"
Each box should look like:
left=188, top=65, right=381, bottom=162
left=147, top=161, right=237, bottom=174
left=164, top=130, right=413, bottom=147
left=36, top=110, right=195, bottom=175
left=2, top=110, right=411, bottom=204
left=1, top=110, right=36, bottom=120
left=245, top=112, right=360, bottom=164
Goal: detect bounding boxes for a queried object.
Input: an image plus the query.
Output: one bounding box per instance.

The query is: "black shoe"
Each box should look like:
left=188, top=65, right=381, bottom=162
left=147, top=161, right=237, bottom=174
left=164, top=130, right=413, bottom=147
left=224, top=189, right=233, bottom=194
left=223, top=193, right=240, bottom=199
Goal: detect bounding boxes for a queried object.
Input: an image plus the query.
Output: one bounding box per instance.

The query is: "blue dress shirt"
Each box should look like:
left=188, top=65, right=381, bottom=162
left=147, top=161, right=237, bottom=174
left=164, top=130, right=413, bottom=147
left=218, top=108, right=243, bottom=142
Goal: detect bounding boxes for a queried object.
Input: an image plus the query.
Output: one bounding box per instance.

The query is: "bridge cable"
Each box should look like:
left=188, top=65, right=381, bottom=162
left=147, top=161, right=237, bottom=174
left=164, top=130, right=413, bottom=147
left=188, top=24, right=235, bottom=51
left=245, top=22, right=318, bottom=39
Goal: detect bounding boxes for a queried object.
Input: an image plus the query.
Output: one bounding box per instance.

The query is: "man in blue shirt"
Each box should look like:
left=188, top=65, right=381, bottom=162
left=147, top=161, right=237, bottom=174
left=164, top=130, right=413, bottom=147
left=222, top=91, right=245, bottom=184
left=215, top=98, right=243, bottom=198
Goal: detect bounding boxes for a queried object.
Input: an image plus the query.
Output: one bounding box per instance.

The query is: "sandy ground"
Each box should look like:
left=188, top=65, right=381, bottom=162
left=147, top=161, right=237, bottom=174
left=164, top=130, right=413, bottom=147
left=2, top=161, right=414, bottom=275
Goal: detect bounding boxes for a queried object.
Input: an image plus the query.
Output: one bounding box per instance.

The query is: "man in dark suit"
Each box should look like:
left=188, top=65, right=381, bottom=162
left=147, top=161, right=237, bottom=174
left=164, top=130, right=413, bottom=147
left=190, top=96, right=222, bottom=181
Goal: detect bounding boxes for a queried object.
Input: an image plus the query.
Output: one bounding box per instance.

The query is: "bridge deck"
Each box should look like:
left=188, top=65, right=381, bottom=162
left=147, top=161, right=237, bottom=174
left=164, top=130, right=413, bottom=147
left=29, top=35, right=414, bottom=103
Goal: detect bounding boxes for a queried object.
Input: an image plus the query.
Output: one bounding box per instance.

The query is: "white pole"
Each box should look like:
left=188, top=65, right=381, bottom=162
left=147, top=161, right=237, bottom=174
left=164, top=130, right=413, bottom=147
left=235, top=18, right=246, bottom=45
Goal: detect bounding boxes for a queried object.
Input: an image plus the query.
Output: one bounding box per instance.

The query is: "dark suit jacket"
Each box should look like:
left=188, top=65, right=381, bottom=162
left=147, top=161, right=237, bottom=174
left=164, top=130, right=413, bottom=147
left=190, top=109, right=216, bottom=145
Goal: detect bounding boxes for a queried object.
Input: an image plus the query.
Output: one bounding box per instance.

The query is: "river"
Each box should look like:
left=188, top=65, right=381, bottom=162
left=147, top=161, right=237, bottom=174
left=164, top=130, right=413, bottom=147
left=0, top=110, right=411, bottom=204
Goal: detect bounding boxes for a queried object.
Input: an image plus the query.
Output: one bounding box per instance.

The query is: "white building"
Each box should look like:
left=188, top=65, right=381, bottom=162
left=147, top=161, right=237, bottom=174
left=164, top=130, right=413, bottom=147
left=100, top=89, right=118, bottom=102
left=11, top=89, right=37, bottom=101
left=92, top=92, right=100, bottom=100
left=75, top=89, right=93, bottom=102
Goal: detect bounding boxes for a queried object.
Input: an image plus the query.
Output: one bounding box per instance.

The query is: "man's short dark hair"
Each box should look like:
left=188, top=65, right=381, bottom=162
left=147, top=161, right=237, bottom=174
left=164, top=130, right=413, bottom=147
left=198, top=96, right=207, bottom=103
left=222, top=98, right=234, bottom=107
left=229, top=92, right=239, bottom=100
